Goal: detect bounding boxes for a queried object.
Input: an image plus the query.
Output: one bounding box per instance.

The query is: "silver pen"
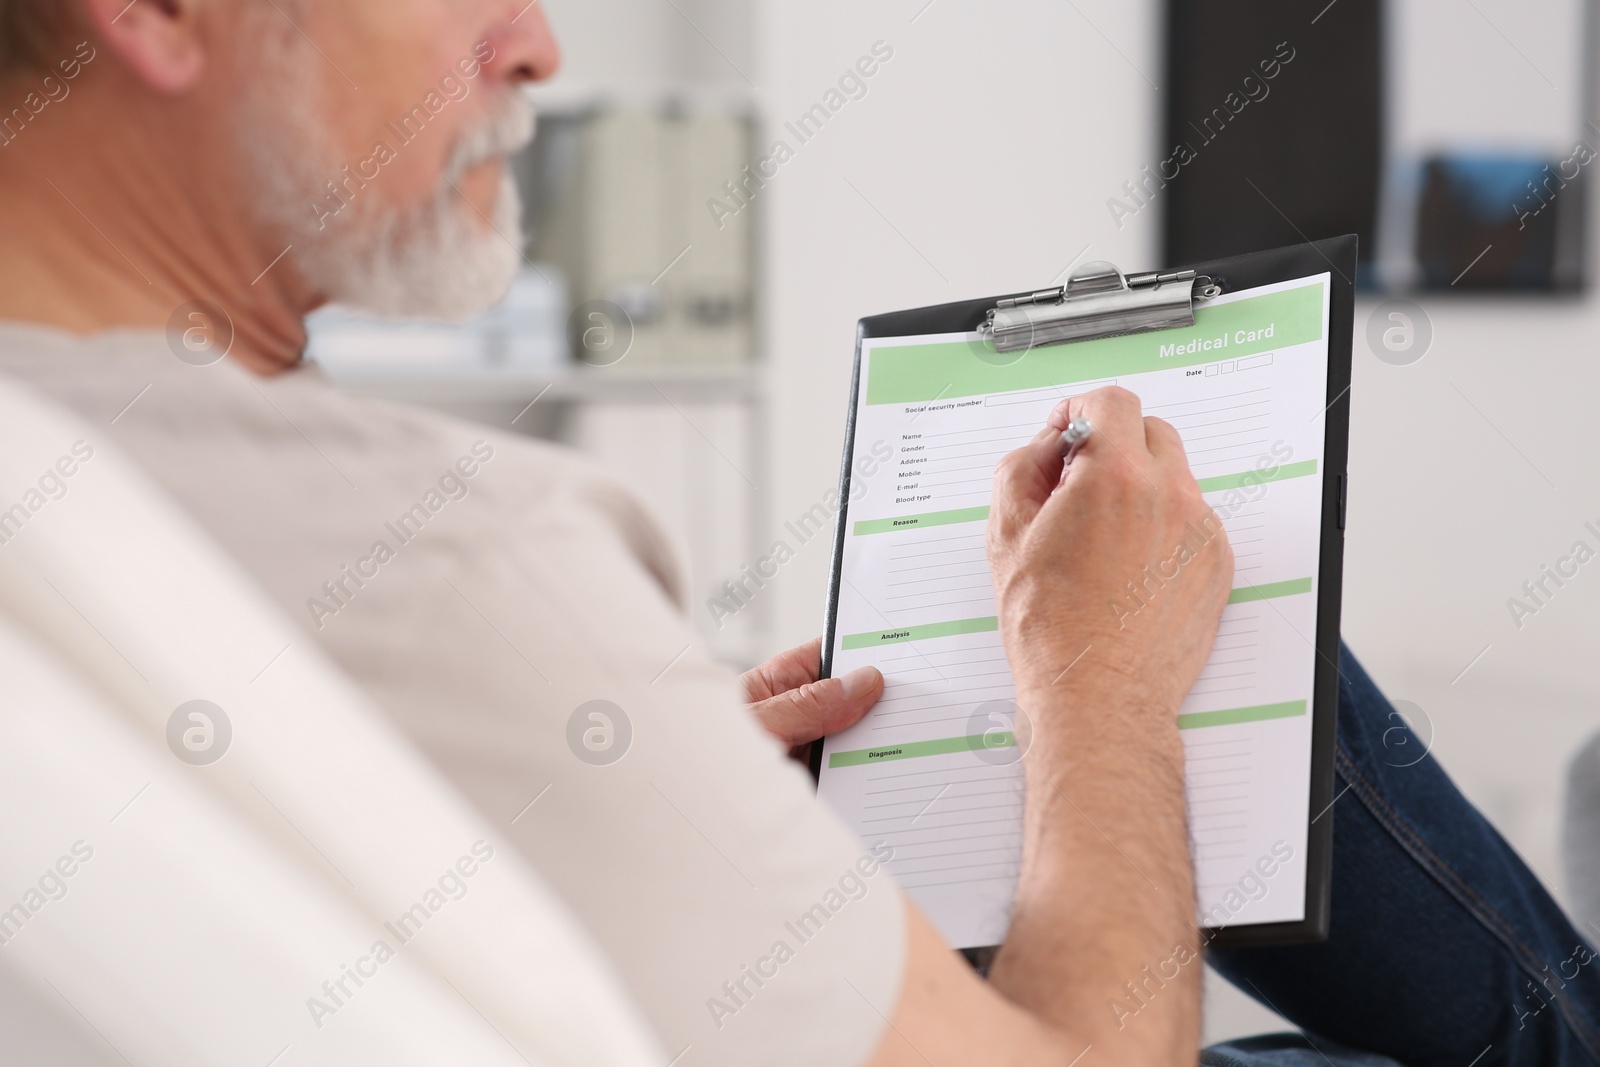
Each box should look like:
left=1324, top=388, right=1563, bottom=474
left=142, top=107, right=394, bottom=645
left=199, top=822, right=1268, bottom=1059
left=1059, top=418, right=1093, bottom=465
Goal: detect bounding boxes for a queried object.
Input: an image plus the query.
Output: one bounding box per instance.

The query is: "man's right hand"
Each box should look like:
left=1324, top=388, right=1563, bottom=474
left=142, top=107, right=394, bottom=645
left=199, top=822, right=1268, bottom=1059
left=987, top=386, right=1234, bottom=739
left=863, top=386, right=1236, bottom=1067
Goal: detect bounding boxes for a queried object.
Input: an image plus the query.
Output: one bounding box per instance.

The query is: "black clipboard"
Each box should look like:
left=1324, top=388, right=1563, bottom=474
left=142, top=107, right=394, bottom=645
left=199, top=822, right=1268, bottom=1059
left=810, top=235, right=1355, bottom=955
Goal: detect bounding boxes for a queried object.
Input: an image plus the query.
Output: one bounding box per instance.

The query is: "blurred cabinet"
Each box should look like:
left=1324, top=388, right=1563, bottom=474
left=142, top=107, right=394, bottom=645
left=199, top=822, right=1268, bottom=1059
left=524, top=104, right=757, bottom=369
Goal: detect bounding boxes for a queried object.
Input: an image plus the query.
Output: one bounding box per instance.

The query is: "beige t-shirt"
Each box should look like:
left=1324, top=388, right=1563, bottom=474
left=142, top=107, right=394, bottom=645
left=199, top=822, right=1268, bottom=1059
left=0, top=323, right=905, bottom=1067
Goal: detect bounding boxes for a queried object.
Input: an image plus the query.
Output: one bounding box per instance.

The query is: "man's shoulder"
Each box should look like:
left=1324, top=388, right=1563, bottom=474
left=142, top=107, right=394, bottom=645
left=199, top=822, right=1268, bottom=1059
left=335, top=388, right=689, bottom=607
left=0, top=326, right=689, bottom=610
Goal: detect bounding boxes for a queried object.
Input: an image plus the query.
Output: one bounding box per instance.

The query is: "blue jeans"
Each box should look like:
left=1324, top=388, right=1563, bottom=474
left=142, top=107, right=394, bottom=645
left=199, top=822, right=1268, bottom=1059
left=1204, top=644, right=1600, bottom=1067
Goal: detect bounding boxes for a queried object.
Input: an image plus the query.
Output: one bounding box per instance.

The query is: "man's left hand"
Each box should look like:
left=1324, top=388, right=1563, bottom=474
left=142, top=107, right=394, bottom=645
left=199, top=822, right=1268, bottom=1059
left=742, top=637, right=883, bottom=754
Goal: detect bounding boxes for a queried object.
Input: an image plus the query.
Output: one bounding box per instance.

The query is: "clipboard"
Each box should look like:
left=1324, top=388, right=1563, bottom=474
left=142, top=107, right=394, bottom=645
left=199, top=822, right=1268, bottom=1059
left=811, top=235, right=1356, bottom=956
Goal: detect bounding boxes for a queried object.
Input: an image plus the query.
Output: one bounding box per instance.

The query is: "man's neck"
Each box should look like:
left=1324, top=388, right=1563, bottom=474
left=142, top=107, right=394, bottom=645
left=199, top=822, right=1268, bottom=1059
left=0, top=74, right=316, bottom=375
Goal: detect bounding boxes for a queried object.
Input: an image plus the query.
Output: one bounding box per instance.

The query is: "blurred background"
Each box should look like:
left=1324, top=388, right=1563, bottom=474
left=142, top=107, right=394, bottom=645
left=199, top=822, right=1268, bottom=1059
left=306, top=0, right=1600, bottom=1040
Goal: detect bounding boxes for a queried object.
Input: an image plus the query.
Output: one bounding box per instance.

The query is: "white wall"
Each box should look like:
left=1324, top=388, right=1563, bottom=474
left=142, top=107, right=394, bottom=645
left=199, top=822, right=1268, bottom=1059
left=535, top=0, right=754, bottom=102
left=755, top=0, right=1162, bottom=645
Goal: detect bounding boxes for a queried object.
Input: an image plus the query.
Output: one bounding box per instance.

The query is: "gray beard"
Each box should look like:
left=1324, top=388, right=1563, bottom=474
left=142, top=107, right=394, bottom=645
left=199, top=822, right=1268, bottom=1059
left=236, top=25, right=532, bottom=321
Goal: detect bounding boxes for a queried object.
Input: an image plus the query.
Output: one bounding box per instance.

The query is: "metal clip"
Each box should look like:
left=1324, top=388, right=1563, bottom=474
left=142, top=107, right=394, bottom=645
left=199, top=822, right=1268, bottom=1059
left=979, top=261, right=1220, bottom=353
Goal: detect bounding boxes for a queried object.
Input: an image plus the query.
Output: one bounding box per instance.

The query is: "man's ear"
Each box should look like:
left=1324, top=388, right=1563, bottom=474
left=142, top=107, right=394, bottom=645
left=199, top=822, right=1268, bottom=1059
left=78, top=0, right=206, bottom=94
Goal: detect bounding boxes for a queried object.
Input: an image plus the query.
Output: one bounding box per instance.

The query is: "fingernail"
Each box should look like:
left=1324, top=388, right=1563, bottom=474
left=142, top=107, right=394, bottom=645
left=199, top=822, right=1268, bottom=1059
left=839, top=665, right=881, bottom=701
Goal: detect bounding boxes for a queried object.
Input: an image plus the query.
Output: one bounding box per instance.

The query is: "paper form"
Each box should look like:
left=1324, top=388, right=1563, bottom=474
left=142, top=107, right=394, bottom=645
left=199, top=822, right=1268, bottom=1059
left=818, top=275, right=1332, bottom=948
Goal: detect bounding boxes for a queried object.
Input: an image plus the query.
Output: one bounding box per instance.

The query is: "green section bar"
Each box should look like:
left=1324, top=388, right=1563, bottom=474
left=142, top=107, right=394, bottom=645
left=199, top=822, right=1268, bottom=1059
left=1228, top=577, right=1313, bottom=605
left=866, top=283, right=1325, bottom=405
left=854, top=505, right=991, bottom=536
left=828, top=732, right=1015, bottom=768
left=1196, top=459, right=1318, bottom=494
left=841, top=616, right=998, bottom=651
left=828, top=701, right=1306, bottom=765
left=828, top=702, right=1308, bottom=764
left=1178, top=700, right=1307, bottom=731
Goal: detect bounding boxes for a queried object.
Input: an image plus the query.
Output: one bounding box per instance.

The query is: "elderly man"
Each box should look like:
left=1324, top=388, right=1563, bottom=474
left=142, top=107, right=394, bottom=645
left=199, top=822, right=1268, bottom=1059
left=0, top=3, right=1597, bottom=1066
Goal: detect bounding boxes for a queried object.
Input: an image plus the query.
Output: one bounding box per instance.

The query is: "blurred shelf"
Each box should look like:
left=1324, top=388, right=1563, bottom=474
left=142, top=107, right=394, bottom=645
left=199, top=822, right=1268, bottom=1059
left=524, top=84, right=760, bottom=117
left=323, top=364, right=763, bottom=406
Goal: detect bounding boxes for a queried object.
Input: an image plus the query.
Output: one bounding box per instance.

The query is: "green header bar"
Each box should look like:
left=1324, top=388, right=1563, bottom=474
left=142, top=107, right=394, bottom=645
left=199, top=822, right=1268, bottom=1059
left=1177, top=700, right=1307, bottom=730
left=865, top=283, right=1325, bottom=405
left=828, top=732, right=1016, bottom=768
left=1197, top=459, right=1318, bottom=494
left=853, top=505, right=991, bottom=536
left=841, top=615, right=998, bottom=651
left=1228, top=577, right=1313, bottom=605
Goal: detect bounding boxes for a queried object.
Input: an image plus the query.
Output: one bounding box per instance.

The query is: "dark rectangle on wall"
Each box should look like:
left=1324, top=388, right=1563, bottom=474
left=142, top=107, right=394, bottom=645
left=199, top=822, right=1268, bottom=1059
left=1162, top=0, right=1382, bottom=274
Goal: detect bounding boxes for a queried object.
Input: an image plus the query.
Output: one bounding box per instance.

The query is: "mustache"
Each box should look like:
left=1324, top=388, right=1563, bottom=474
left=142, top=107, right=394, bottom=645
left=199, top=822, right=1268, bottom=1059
left=446, top=91, right=536, bottom=179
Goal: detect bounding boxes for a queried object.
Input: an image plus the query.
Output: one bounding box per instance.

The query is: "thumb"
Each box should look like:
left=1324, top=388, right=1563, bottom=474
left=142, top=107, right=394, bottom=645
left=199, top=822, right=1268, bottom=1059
left=750, top=665, right=884, bottom=747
